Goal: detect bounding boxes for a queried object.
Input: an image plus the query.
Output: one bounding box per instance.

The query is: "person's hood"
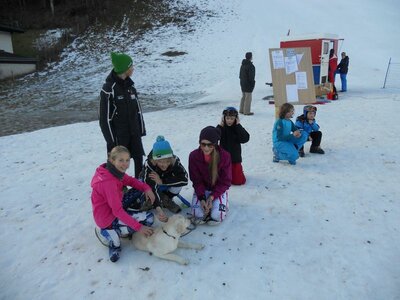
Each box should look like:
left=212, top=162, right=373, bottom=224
left=302, top=105, right=317, bottom=119
left=91, top=164, right=115, bottom=187
left=241, top=59, right=252, bottom=66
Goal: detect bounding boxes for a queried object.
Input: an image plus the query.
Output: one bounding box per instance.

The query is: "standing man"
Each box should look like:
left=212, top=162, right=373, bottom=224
left=336, top=52, right=349, bottom=92
left=239, top=52, right=256, bottom=115
left=99, top=52, right=146, bottom=178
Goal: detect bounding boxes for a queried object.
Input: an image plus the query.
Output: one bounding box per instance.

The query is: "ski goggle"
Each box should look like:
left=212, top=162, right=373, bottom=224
left=304, top=105, right=317, bottom=113
left=223, top=106, right=238, bottom=117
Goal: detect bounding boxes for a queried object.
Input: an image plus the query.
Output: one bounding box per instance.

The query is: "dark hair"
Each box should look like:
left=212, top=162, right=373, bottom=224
left=245, top=52, right=252, bottom=60
left=329, top=48, right=335, bottom=58
left=279, top=103, right=294, bottom=119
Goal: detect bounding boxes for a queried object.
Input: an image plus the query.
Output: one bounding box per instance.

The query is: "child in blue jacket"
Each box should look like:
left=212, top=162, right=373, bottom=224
left=272, top=103, right=308, bottom=165
left=295, top=105, right=325, bottom=157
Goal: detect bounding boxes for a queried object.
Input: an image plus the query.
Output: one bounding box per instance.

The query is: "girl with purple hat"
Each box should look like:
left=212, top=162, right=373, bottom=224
left=188, top=126, right=232, bottom=225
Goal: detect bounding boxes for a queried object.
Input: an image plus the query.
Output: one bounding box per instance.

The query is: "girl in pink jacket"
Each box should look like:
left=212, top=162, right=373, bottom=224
left=91, top=146, right=159, bottom=262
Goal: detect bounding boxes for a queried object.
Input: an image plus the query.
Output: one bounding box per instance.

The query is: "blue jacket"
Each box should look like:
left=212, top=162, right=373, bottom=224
left=272, top=118, right=297, bottom=145
left=295, top=115, right=320, bottom=135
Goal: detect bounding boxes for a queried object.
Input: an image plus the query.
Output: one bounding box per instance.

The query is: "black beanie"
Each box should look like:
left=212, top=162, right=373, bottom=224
left=199, top=126, right=221, bottom=145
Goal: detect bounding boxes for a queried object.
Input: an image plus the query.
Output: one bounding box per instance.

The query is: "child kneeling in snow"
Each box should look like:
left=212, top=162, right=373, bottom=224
left=272, top=103, right=308, bottom=165
left=295, top=105, right=325, bottom=157
left=217, top=106, right=250, bottom=185
left=189, top=126, right=232, bottom=225
left=90, top=146, right=165, bottom=262
left=138, top=135, right=189, bottom=214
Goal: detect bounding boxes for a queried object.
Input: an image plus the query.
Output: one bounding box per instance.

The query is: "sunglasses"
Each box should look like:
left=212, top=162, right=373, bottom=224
left=200, top=142, right=215, bottom=148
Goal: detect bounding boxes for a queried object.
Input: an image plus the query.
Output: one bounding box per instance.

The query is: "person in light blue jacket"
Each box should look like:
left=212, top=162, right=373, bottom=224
left=295, top=105, right=325, bottom=157
left=272, top=103, right=308, bottom=165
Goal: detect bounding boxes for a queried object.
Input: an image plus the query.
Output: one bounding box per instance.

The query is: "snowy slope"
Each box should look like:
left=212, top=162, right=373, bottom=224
left=1, top=0, right=400, bottom=299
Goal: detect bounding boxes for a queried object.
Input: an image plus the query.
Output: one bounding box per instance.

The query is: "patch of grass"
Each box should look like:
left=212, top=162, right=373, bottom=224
left=12, top=30, right=45, bottom=58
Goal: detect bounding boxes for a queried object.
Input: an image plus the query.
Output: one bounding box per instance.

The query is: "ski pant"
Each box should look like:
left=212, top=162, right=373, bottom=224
left=309, top=131, right=322, bottom=148
left=340, top=73, right=347, bottom=91
left=99, top=210, right=154, bottom=249
left=231, top=162, right=246, bottom=185
left=273, top=131, right=308, bottom=163
left=99, top=189, right=154, bottom=249
left=240, top=92, right=253, bottom=114
left=191, top=190, right=228, bottom=222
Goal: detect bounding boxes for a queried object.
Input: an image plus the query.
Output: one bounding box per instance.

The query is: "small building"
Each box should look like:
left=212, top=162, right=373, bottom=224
left=280, top=34, right=343, bottom=85
left=0, top=24, right=37, bottom=80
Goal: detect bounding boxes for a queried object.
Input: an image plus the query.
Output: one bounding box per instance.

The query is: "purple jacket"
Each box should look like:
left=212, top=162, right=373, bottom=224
left=188, top=146, right=232, bottom=200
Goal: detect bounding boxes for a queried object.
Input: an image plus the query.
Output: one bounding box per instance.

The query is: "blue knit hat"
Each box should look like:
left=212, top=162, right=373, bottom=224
left=152, top=136, right=173, bottom=160
left=111, top=52, right=133, bottom=74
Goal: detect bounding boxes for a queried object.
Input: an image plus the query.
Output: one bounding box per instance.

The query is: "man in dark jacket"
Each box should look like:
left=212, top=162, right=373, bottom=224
left=239, top=52, right=256, bottom=115
left=99, top=52, right=146, bottom=178
left=336, top=52, right=349, bottom=92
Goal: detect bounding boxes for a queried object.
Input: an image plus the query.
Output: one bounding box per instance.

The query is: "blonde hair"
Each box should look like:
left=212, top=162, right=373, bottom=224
left=209, top=148, right=220, bottom=186
left=108, top=145, right=130, bottom=161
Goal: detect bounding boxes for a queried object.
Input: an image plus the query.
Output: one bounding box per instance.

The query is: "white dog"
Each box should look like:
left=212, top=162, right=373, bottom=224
left=132, top=214, right=204, bottom=265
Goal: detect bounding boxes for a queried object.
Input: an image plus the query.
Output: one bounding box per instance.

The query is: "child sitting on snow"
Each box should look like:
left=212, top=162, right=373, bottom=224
left=295, top=105, right=325, bottom=157
left=272, top=103, right=308, bottom=165
left=90, top=146, right=157, bottom=262
left=217, top=106, right=250, bottom=185
left=138, top=136, right=189, bottom=214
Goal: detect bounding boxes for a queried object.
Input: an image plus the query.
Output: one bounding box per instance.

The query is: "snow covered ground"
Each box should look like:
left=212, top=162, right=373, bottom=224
left=1, top=0, right=400, bottom=299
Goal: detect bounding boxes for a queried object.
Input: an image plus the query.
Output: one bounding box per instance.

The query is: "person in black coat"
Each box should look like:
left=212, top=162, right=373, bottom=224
left=99, top=52, right=146, bottom=178
left=336, top=52, right=349, bottom=92
left=217, top=107, right=250, bottom=185
left=239, top=52, right=256, bottom=115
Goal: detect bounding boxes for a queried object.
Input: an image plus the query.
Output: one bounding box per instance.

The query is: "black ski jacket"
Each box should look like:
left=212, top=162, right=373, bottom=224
left=99, top=70, right=146, bottom=157
left=239, top=59, right=256, bottom=93
left=337, top=56, right=349, bottom=74
left=217, top=123, right=250, bottom=163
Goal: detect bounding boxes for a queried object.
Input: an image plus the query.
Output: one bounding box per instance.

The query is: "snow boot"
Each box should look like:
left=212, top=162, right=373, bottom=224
left=109, top=246, right=121, bottom=263
left=298, top=146, right=305, bottom=157
left=272, top=147, right=279, bottom=163
left=161, top=193, right=181, bottom=213
left=310, top=146, right=325, bottom=154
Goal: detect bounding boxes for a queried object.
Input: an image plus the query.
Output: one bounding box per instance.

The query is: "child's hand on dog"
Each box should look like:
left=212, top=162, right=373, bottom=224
left=144, top=189, right=156, bottom=204
left=139, top=226, right=154, bottom=237
left=156, top=207, right=168, bottom=223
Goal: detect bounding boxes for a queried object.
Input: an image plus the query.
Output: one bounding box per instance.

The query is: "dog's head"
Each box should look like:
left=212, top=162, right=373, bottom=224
left=167, top=214, right=191, bottom=235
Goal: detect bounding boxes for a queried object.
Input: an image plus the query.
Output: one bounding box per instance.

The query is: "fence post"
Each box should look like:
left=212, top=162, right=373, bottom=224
left=382, top=57, right=391, bottom=89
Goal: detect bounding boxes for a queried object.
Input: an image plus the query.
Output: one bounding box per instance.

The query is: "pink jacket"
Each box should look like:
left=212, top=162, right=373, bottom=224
left=90, top=164, right=151, bottom=231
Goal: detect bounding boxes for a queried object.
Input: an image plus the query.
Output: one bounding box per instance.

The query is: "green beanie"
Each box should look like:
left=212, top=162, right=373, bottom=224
left=111, top=52, right=133, bottom=74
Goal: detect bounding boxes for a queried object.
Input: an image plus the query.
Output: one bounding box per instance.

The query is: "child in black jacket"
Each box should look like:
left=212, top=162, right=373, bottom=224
left=139, top=136, right=188, bottom=213
left=217, top=107, right=250, bottom=185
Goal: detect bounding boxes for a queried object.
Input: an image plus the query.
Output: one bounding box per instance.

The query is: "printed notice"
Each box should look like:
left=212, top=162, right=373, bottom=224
left=284, top=55, right=298, bottom=74
left=295, top=72, right=308, bottom=89
left=296, top=53, right=304, bottom=65
left=286, top=84, right=298, bottom=102
left=272, top=50, right=285, bottom=69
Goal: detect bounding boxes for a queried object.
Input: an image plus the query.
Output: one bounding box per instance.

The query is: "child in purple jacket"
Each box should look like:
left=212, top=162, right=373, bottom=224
left=188, top=126, right=232, bottom=225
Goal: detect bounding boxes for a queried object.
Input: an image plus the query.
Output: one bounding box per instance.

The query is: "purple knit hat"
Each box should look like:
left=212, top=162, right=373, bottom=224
left=199, top=126, right=221, bottom=144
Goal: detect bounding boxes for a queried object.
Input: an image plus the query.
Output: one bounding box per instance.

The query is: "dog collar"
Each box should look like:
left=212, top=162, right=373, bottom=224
left=162, top=228, right=176, bottom=239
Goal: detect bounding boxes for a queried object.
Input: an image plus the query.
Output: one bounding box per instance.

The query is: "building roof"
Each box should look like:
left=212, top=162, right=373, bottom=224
left=0, top=24, right=25, bottom=33
left=0, top=50, right=37, bottom=64
left=281, top=33, right=342, bottom=42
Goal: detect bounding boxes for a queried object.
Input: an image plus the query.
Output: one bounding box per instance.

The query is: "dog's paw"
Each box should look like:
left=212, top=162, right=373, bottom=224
left=180, top=259, right=189, bottom=265
left=194, top=243, right=205, bottom=250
